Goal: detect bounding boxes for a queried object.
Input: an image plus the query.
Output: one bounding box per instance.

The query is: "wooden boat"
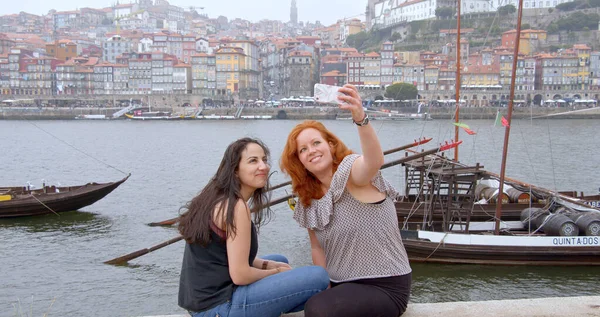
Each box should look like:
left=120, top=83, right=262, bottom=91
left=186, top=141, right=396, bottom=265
left=124, top=111, right=181, bottom=120
left=0, top=174, right=129, bottom=218
left=397, top=155, right=600, bottom=265
left=397, top=1, right=600, bottom=265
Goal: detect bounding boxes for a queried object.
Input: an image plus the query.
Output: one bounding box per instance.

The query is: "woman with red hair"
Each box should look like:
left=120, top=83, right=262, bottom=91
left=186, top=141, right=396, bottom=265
left=280, top=84, right=412, bottom=317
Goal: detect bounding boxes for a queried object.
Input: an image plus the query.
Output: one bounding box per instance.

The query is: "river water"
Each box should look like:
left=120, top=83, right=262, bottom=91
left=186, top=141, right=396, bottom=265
left=1, top=118, right=599, bottom=317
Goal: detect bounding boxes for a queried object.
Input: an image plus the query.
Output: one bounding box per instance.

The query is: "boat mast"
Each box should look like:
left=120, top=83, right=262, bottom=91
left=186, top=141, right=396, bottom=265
left=454, top=0, right=462, bottom=161
left=494, top=0, right=525, bottom=235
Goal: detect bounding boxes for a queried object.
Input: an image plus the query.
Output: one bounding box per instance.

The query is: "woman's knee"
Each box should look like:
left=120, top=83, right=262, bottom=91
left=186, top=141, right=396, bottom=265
left=262, top=254, right=288, bottom=263
left=303, top=292, right=330, bottom=317
left=304, top=266, right=330, bottom=290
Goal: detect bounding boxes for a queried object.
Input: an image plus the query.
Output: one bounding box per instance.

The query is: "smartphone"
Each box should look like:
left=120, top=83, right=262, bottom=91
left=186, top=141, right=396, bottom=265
left=314, top=84, right=344, bottom=104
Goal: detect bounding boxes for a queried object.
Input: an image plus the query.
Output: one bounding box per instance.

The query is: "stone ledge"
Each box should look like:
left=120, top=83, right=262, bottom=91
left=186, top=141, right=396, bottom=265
left=141, top=295, right=600, bottom=317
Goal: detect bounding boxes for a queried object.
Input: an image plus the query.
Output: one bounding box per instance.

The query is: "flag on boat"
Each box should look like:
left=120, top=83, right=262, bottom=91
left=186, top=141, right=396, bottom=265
left=452, top=122, right=476, bottom=135
left=494, top=110, right=509, bottom=127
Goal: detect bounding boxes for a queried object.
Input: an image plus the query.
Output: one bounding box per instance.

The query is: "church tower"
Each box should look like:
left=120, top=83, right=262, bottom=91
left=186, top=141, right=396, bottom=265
left=290, top=0, right=298, bottom=25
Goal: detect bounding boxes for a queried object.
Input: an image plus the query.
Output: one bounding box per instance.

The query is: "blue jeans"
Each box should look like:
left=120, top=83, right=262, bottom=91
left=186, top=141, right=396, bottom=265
left=190, top=254, right=329, bottom=317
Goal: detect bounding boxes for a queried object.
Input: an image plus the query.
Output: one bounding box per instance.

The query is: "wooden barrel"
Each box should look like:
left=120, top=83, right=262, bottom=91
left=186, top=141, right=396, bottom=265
left=506, top=188, right=532, bottom=204
left=534, top=214, right=579, bottom=236
left=482, top=187, right=509, bottom=204
left=568, top=213, right=600, bottom=236
left=475, top=184, right=490, bottom=200
left=520, top=207, right=547, bottom=224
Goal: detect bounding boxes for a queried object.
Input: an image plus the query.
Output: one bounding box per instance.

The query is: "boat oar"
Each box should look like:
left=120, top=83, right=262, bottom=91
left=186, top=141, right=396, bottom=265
left=104, top=235, right=183, bottom=265
left=381, top=140, right=462, bottom=169
left=146, top=139, right=433, bottom=227
left=384, top=138, right=432, bottom=155
left=105, top=194, right=295, bottom=265
left=147, top=217, right=179, bottom=227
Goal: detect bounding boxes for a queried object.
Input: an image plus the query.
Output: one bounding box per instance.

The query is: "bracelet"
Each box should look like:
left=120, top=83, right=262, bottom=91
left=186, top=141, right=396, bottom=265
left=262, top=260, right=268, bottom=270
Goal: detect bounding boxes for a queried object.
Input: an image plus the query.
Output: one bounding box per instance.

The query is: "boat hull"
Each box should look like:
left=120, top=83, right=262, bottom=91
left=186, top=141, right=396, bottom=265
left=400, top=230, right=600, bottom=265
left=0, top=175, right=129, bottom=218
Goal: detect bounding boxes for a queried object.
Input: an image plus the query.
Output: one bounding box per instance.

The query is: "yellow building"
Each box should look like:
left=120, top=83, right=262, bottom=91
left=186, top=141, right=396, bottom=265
left=462, top=64, right=500, bottom=86
left=226, top=40, right=260, bottom=100
left=215, top=46, right=246, bottom=97
left=501, top=29, right=547, bottom=55
left=573, top=44, right=591, bottom=89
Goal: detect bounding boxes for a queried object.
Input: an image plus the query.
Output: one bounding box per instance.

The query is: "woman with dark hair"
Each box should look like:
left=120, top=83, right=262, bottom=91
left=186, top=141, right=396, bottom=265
left=280, top=85, right=412, bottom=317
left=178, top=137, right=329, bottom=317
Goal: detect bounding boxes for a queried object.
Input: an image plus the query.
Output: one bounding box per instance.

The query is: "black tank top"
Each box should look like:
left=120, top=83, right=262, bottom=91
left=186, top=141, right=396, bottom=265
left=178, top=222, right=258, bottom=312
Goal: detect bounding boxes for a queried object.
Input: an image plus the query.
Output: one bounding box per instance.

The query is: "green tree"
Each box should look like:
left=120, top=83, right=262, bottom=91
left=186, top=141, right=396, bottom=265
left=498, top=4, right=516, bottom=15
left=521, top=23, right=531, bottom=30
left=556, top=1, right=579, bottom=10
left=345, top=31, right=369, bottom=50
left=435, top=7, right=455, bottom=19
left=385, top=83, right=418, bottom=101
left=390, top=32, right=402, bottom=42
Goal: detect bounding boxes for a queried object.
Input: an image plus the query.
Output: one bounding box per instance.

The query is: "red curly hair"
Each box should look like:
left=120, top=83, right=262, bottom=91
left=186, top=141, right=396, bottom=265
left=280, top=120, right=353, bottom=207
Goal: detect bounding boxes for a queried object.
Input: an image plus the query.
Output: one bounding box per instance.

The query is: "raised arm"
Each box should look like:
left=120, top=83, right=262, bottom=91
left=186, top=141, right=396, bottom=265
left=226, top=199, right=283, bottom=285
left=338, top=84, right=384, bottom=186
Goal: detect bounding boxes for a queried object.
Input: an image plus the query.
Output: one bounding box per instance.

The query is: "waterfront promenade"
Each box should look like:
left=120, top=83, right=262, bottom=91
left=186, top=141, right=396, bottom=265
left=142, top=295, right=600, bottom=317
left=2, top=105, right=600, bottom=120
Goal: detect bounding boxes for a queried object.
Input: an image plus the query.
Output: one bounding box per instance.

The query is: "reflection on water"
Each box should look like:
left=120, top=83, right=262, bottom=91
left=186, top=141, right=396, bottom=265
left=0, top=210, right=112, bottom=236
left=411, top=264, right=600, bottom=303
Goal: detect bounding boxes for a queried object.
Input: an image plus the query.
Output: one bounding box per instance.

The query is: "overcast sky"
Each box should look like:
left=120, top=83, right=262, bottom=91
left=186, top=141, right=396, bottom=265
left=1, top=0, right=366, bottom=26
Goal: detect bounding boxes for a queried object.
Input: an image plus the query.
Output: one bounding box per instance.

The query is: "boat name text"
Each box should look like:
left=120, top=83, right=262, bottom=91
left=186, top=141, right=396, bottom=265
left=584, top=201, right=600, bottom=208
left=552, top=237, right=599, bottom=246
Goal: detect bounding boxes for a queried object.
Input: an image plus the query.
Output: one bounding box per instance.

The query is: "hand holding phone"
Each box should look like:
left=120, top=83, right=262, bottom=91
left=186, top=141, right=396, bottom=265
left=314, top=84, right=344, bottom=105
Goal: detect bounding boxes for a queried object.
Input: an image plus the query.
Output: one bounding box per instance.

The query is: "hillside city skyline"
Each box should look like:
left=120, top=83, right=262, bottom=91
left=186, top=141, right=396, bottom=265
left=0, top=0, right=367, bottom=26
left=1, top=0, right=599, bottom=108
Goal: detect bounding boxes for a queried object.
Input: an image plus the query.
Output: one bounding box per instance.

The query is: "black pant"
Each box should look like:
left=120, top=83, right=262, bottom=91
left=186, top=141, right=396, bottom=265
left=304, top=273, right=412, bottom=317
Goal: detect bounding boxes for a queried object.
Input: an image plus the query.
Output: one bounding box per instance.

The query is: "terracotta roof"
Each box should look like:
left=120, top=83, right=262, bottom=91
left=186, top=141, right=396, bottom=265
left=463, top=64, right=499, bottom=74
left=365, top=52, right=380, bottom=57
left=503, top=29, right=547, bottom=34
left=321, top=70, right=346, bottom=77
left=289, top=51, right=312, bottom=57
left=573, top=44, right=591, bottom=50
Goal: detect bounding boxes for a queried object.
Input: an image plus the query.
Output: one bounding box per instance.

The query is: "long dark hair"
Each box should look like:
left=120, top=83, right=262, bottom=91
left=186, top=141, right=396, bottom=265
left=178, top=138, right=272, bottom=245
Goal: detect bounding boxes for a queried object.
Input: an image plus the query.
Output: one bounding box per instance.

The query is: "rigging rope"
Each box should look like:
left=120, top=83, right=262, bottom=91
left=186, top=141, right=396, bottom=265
left=23, top=119, right=129, bottom=176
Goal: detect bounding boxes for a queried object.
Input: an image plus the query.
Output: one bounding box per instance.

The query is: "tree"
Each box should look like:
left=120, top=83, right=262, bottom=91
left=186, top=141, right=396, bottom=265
left=345, top=31, right=369, bottom=50
left=385, top=83, right=418, bottom=101
left=556, top=1, right=579, bottom=10
left=389, top=32, right=402, bottom=42
left=498, top=4, right=516, bottom=15
left=521, top=23, right=531, bottom=30
left=547, top=22, right=559, bottom=34
left=435, top=7, right=455, bottom=19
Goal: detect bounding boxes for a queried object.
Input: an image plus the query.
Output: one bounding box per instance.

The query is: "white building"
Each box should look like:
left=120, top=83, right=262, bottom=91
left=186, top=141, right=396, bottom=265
left=103, top=35, right=132, bottom=63
left=138, top=38, right=154, bottom=53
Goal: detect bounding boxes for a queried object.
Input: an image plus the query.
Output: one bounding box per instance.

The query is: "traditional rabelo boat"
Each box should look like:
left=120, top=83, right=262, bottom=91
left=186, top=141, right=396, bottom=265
left=124, top=110, right=181, bottom=120
left=395, top=0, right=600, bottom=265
left=0, top=174, right=129, bottom=218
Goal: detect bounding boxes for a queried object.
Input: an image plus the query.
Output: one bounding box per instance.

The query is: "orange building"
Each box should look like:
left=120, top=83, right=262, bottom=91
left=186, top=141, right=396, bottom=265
left=501, top=29, right=547, bottom=56
left=45, top=39, right=78, bottom=61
